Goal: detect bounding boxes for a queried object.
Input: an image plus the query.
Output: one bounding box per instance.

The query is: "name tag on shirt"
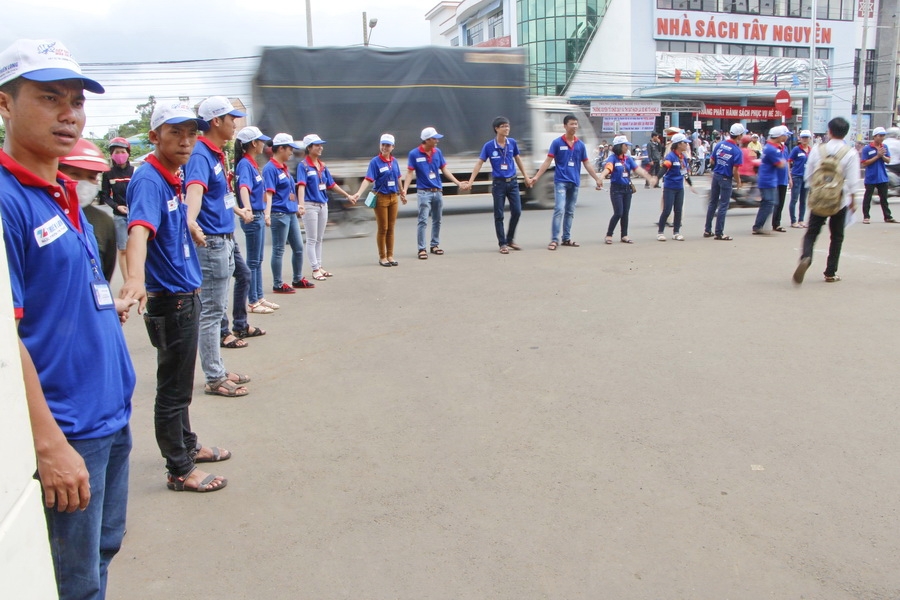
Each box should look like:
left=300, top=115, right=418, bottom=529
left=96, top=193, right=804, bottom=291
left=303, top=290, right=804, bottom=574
left=500, top=164, right=508, bottom=170
left=568, top=161, right=575, bottom=167
left=224, top=192, right=237, bottom=209
left=255, top=175, right=262, bottom=182
left=278, top=172, right=287, bottom=180
left=428, top=172, right=437, bottom=179
left=388, top=180, right=396, bottom=187
left=416, top=157, right=427, bottom=163
left=318, top=183, right=326, bottom=191
left=34, top=215, right=68, bottom=247
left=184, top=243, right=191, bottom=258
left=379, top=166, right=389, bottom=173
left=214, top=163, right=223, bottom=176
left=167, top=197, right=178, bottom=212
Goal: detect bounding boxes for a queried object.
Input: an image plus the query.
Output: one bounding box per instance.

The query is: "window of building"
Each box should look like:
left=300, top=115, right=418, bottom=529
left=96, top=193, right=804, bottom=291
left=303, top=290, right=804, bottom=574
left=450, top=37, right=459, bottom=47
left=657, top=0, right=852, bottom=19
left=466, top=21, right=484, bottom=46
left=488, top=12, right=503, bottom=39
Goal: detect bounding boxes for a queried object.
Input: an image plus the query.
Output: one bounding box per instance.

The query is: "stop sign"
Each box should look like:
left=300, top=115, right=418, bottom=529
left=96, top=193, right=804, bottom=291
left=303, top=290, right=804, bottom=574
left=775, top=89, right=792, bottom=118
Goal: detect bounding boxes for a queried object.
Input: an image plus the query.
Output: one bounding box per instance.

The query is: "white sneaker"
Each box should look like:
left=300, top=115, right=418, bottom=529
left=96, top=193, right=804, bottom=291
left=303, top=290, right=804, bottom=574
left=673, top=233, right=684, bottom=241
left=657, top=234, right=666, bottom=241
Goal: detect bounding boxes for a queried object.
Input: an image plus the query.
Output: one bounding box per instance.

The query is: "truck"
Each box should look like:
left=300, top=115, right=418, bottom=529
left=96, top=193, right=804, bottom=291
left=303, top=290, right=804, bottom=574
left=252, top=45, right=597, bottom=209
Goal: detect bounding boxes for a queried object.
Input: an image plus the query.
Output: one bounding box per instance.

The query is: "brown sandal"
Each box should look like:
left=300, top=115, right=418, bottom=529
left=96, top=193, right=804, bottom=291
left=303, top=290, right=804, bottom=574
left=547, top=241, right=558, bottom=251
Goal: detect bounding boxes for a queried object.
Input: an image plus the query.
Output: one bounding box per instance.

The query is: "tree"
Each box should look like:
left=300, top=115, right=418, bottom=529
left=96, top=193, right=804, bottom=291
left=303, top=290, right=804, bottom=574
left=117, top=96, right=156, bottom=138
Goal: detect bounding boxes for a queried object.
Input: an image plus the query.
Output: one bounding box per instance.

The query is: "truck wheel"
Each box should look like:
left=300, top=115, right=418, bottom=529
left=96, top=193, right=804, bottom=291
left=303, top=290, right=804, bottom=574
left=527, top=177, right=555, bottom=210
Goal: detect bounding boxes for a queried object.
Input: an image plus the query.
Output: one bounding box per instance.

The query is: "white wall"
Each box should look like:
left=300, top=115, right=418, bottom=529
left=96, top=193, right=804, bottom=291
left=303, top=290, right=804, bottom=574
left=0, top=216, right=58, bottom=598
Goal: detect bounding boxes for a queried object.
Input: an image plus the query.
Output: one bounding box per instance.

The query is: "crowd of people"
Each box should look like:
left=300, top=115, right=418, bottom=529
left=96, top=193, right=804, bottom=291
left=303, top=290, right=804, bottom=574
left=0, top=36, right=885, bottom=600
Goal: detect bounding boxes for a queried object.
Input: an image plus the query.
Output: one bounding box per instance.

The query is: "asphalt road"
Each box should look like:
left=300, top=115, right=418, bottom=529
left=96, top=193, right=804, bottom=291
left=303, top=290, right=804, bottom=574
left=108, top=179, right=900, bottom=599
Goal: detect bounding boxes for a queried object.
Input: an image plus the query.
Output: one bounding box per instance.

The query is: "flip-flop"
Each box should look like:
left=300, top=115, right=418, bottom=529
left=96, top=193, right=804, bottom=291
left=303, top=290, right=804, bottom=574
left=204, top=378, right=249, bottom=397
left=167, top=469, right=227, bottom=493
left=620, top=237, right=633, bottom=244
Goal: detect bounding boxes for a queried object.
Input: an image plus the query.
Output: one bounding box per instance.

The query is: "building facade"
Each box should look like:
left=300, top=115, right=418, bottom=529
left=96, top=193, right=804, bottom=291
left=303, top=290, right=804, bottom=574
left=427, top=0, right=900, bottom=138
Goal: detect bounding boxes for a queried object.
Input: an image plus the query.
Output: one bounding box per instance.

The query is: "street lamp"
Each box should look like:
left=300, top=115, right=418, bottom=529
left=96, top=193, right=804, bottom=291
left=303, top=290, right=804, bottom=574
left=363, top=12, right=378, bottom=46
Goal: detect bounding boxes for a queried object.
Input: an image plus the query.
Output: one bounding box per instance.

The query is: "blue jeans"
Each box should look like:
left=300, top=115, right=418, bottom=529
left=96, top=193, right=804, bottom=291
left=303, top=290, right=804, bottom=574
left=705, top=173, right=733, bottom=236
left=552, top=181, right=579, bottom=243
left=196, top=235, right=233, bottom=383
left=492, top=178, right=522, bottom=246
left=270, top=212, right=303, bottom=286
left=606, top=183, right=633, bottom=237
left=417, top=190, right=443, bottom=250
left=658, top=187, right=684, bottom=234
left=221, top=241, right=250, bottom=336
left=241, top=211, right=265, bottom=303
left=43, top=425, right=131, bottom=600
left=145, top=293, right=200, bottom=477
left=754, top=187, right=779, bottom=231
left=789, top=180, right=808, bottom=224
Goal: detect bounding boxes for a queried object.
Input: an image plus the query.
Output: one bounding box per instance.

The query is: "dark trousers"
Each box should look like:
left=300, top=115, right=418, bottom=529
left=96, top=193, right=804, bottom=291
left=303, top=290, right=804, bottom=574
left=222, top=240, right=250, bottom=336
left=705, top=172, right=733, bottom=236
left=772, top=184, right=788, bottom=228
left=145, top=293, right=200, bottom=477
left=492, top=178, right=522, bottom=246
left=802, top=207, right=846, bottom=278
left=659, top=187, right=684, bottom=234
left=607, top=183, right=633, bottom=237
left=863, top=182, right=892, bottom=220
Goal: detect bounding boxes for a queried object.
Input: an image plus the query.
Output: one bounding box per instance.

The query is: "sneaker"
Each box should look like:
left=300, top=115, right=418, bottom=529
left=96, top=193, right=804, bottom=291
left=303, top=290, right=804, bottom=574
left=292, top=278, right=315, bottom=289
left=792, top=256, right=811, bottom=284
left=657, top=234, right=666, bottom=241
left=673, top=233, right=684, bottom=241
left=272, top=283, right=296, bottom=294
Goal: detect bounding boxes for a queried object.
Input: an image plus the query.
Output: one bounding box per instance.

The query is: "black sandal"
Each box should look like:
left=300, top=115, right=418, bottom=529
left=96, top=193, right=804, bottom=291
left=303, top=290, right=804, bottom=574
left=714, top=234, right=733, bottom=240
left=418, top=250, right=428, bottom=260
left=233, top=326, right=266, bottom=339
left=430, top=246, right=444, bottom=255
left=560, top=239, right=580, bottom=247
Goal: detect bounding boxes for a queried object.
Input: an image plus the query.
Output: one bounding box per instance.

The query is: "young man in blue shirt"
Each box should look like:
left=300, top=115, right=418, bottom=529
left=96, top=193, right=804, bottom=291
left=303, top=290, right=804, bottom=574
left=752, top=126, right=789, bottom=235
left=467, top=116, right=533, bottom=253
left=860, top=126, right=896, bottom=224
left=402, top=127, right=470, bottom=260
left=121, top=101, right=232, bottom=495
left=0, top=38, right=136, bottom=600
left=704, top=123, right=744, bottom=240
left=531, top=114, right=605, bottom=250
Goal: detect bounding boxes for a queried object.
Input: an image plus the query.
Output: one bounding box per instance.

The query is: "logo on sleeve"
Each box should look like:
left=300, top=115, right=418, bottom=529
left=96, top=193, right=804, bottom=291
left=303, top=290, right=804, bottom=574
left=33, top=215, right=69, bottom=247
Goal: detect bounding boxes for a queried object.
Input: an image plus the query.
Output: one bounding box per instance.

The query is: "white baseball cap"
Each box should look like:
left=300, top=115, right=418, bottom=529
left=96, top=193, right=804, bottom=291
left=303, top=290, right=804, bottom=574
left=0, top=39, right=104, bottom=93
left=235, top=126, right=271, bottom=144
left=769, top=126, right=788, bottom=138
left=751, top=133, right=759, bottom=139
left=150, top=101, right=209, bottom=132
left=301, top=134, right=326, bottom=148
left=729, top=123, right=746, bottom=136
left=271, top=133, right=302, bottom=149
left=670, top=133, right=688, bottom=145
left=799, top=130, right=812, bottom=138
left=420, top=127, right=444, bottom=141
left=612, top=135, right=631, bottom=146
left=872, top=126, right=887, bottom=136
left=380, top=133, right=395, bottom=145
left=197, top=96, right=246, bottom=121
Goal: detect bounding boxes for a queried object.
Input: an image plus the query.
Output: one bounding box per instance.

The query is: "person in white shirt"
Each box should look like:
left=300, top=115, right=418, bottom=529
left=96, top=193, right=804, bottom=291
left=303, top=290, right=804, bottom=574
left=792, top=117, right=860, bottom=284
left=883, top=127, right=900, bottom=176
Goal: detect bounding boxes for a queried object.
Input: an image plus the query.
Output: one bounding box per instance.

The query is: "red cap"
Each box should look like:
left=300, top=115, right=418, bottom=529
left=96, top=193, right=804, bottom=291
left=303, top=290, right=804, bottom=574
left=59, top=138, right=110, bottom=172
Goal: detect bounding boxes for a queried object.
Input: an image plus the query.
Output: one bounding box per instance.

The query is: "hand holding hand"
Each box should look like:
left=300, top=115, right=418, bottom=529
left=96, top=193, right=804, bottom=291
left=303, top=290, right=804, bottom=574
left=119, top=278, right=147, bottom=315
left=348, top=193, right=359, bottom=205
left=188, top=222, right=206, bottom=247
left=113, top=297, right=138, bottom=324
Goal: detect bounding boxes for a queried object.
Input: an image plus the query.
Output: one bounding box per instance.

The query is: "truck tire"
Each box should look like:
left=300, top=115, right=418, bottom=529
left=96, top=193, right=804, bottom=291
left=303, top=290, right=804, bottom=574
left=527, top=176, right=555, bottom=210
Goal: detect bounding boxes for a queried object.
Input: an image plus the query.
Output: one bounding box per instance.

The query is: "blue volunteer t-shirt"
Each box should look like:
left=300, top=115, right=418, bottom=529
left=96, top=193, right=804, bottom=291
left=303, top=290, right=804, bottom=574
left=365, top=154, right=401, bottom=194
left=127, top=154, right=203, bottom=294
left=862, top=143, right=890, bottom=184
left=757, top=142, right=786, bottom=189
left=263, top=159, right=297, bottom=213
left=548, top=136, right=588, bottom=185
left=297, top=157, right=336, bottom=203
left=0, top=150, right=134, bottom=441
left=479, top=137, right=520, bottom=178
left=789, top=145, right=810, bottom=178
left=603, top=154, right=638, bottom=185
left=184, top=138, right=234, bottom=235
left=236, top=156, right=266, bottom=211
left=710, top=139, right=743, bottom=176
left=662, top=151, right=687, bottom=190
left=777, top=145, right=790, bottom=186
left=407, top=145, right=447, bottom=190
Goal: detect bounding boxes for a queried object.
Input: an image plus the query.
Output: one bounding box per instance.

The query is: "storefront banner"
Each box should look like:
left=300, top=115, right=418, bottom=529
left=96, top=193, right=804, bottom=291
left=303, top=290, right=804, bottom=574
left=601, top=117, right=657, bottom=132
left=699, top=104, right=779, bottom=119
left=591, top=100, right=661, bottom=117
left=656, top=52, right=828, bottom=87
left=653, top=9, right=836, bottom=46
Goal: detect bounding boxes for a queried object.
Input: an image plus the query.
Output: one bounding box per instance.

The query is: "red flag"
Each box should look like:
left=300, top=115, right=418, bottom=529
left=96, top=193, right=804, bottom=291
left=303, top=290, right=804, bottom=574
left=674, top=69, right=681, bottom=83
left=753, top=58, right=759, bottom=85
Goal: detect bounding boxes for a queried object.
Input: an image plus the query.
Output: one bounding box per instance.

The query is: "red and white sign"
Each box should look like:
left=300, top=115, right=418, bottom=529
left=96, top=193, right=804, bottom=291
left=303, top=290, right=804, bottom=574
left=601, top=117, right=657, bottom=133
left=698, top=104, right=780, bottom=119
left=774, top=90, right=792, bottom=118
left=591, top=100, right=661, bottom=117
left=654, top=10, right=833, bottom=46
left=859, top=0, right=875, bottom=18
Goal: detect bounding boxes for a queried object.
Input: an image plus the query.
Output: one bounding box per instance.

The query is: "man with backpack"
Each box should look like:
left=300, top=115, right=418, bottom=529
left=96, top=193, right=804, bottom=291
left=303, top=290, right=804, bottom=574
left=793, top=117, right=860, bottom=284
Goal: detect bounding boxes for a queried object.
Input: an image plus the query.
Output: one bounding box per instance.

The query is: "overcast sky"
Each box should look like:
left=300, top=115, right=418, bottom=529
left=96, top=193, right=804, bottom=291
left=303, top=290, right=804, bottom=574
left=1, top=0, right=434, bottom=135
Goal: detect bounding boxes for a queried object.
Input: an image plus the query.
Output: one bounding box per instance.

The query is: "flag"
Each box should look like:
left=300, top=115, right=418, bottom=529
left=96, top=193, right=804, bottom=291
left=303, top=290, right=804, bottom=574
left=792, top=73, right=800, bottom=87
left=774, top=73, right=778, bottom=87
left=674, top=69, right=681, bottom=83
left=695, top=70, right=701, bottom=83
left=827, top=75, right=832, bottom=88
left=716, top=74, right=723, bottom=84
left=753, top=58, right=759, bottom=85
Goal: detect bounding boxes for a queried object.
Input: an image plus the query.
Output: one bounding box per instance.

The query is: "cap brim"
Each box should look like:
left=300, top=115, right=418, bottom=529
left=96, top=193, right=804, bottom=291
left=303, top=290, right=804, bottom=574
left=288, top=143, right=303, bottom=149
left=60, top=158, right=110, bottom=172
left=227, top=110, right=247, bottom=118
left=164, top=116, right=210, bottom=132
left=22, top=69, right=105, bottom=94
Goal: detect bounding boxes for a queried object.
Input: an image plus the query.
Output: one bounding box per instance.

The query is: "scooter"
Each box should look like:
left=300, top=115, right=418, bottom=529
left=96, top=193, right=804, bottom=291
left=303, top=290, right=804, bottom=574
left=728, top=176, right=761, bottom=209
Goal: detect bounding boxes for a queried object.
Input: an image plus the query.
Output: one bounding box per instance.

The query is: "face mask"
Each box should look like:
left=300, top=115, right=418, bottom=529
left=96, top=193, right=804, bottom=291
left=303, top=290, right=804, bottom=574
left=76, top=180, right=100, bottom=208
left=111, top=153, right=130, bottom=166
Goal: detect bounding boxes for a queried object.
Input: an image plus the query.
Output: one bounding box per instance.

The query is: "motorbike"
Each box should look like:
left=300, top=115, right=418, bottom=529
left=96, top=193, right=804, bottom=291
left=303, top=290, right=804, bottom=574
left=728, top=176, right=761, bottom=209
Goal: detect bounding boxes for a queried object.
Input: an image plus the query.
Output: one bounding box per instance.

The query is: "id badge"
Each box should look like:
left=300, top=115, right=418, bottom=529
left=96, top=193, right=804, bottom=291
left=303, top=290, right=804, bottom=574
left=500, top=164, right=509, bottom=170
left=388, top=180, right=396, bottom=187
left=92, top=281, right=115, bottom=310
left=318, top=183, right=326, bottom=191
left=428, top=171, right=437, bottom=179
left=184, top=243, right=191, bottom=258
left=224, top=192, right=237, bottom=209
left=568, top=161, right=575, bottom=167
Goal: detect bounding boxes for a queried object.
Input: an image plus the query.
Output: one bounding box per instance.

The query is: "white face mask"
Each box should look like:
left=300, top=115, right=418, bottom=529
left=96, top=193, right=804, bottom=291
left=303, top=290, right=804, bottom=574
left=76, top=180, right=100, bottom=208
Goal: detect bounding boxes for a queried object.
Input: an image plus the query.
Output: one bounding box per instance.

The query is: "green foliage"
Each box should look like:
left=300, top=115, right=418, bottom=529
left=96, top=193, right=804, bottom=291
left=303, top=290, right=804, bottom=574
left=0, top=122, right=5, bottom=147
left=116, top=96, right=156, bottom=138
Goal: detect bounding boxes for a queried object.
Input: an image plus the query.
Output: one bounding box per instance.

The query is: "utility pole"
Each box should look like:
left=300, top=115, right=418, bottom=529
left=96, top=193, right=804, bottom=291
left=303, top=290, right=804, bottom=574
left=306, top=0, right=313, bottom=47
left=807, top=0, right=816, bottom=132
left=363, top=12, right=369, bottom=46
left=856, top=2, right=871, bottom=141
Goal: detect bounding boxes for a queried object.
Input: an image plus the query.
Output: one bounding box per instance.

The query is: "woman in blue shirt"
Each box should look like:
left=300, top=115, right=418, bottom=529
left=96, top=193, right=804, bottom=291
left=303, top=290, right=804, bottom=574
left=603, top=135, right=655, bottom=244
left=352, top=134, right=407, bottom=266
left=788, top=130, right=812, bottom=227
left=657, top=133, right=695, bottom=241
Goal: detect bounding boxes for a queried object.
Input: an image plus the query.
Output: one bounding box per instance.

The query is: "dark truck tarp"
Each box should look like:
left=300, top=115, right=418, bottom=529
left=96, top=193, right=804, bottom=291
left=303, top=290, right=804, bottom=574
left=253, top=46, right=531, bottom=160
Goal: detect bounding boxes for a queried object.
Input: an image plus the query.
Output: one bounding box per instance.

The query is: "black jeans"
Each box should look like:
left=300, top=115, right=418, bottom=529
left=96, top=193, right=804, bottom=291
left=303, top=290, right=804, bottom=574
left=222, top=240, right=250, bottom=336
left=772, top=184, right=788, bottom=228
left=863, top=182, right=892, bottom=220
left=492, top=178, right=522, bottom=246
left=145, top=293, right=200, bottom=477
left=607, top=183, right=633, bottom=237
left=802, top=207, right=846, bottom=278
